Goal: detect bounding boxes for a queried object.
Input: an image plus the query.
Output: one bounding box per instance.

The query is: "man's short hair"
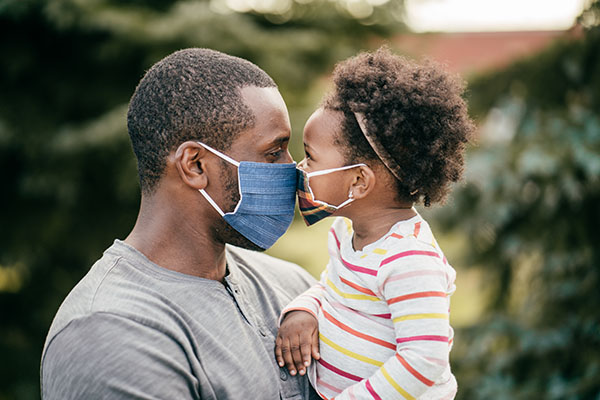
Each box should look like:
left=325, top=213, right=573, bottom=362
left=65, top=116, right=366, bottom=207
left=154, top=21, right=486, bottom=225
left=127, top=48, right=276, bottom=194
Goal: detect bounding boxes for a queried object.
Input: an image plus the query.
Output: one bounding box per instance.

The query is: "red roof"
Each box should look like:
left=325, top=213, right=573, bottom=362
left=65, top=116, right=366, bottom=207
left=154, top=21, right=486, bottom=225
left=391, top=29, right=578, bottom=76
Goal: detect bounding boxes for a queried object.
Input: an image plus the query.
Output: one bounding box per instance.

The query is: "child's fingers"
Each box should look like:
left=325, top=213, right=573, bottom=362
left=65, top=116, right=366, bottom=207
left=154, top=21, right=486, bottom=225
left=290, top=335, right=307, bottom=376
left=299, top=337, right=312, bottom=369
left=311, top=330, right=320, bottom=360
left=274, top=335, right=285, bottom=368
left=281, top=336, right=298, bottom=376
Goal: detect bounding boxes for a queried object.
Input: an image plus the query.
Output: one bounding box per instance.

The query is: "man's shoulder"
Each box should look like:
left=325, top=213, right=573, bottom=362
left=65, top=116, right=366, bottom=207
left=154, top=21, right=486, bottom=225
left=41, top=311, right=197, bottom=399
left=43, top=241, right=173, bottom=356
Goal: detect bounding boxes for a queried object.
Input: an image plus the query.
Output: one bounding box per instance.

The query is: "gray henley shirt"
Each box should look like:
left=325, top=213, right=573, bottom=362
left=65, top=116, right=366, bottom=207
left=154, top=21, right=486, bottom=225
left=41, top=240, right=319, bottom=400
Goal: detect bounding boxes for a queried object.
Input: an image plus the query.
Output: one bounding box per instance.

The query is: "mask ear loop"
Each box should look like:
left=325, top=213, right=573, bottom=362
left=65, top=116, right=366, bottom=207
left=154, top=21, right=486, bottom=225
left=197, top=142, right=240, bottom=167
left=196, top=141, right=240, bottom=217
left=198, top=189, right=225, bottom=217
left=306, top=163, right=366, bottom=178
left=305, top=164, right=365, bottom=209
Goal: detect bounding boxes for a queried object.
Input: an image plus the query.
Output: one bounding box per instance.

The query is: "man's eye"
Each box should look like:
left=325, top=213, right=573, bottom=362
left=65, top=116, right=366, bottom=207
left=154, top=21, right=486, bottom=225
left=268, top=149, right=283, bottom=158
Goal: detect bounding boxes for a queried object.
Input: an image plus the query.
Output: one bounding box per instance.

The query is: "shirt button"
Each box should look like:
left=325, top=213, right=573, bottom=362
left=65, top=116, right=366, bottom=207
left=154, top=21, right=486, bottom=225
left=280, top=369, right=288, bottom=381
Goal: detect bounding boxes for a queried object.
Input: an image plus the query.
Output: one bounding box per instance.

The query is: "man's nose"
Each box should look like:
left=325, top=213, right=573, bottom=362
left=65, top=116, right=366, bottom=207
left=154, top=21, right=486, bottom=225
left=282, top=150, right=294, bottom=164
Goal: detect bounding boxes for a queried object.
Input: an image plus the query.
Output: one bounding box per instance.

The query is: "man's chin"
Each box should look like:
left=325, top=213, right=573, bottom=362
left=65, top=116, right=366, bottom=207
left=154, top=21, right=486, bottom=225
left=226, top=233, right=265, bottom=252
left=215, top=220, right=265, bottom=252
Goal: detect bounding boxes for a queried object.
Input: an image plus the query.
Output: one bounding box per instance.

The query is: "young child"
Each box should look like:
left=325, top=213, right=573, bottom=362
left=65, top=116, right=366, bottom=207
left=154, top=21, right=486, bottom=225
left=275, top=48, right=475, bottom=400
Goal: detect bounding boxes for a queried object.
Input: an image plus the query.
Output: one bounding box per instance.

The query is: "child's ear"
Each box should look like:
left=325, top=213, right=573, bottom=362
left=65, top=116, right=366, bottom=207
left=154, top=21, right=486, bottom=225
left=349, top=165, right=376, bottom=199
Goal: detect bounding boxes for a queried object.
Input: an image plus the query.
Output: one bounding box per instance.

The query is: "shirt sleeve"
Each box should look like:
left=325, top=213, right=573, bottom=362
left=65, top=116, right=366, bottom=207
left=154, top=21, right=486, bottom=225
left=279, top=266, right=328, bottom=324
left=41, top=312, right=200, bottom=400
left=334, top=246, right=452, bottom=400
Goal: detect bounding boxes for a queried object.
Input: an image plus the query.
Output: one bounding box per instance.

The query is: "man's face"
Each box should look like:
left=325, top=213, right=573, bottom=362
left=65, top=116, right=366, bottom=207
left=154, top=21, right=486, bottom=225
left=214, top=86, right=294, bottom=251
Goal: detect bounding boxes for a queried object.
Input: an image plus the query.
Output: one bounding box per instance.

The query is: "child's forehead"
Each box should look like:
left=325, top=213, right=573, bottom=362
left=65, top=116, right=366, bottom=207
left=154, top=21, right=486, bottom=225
left=304, top=108, right=344, bottom=141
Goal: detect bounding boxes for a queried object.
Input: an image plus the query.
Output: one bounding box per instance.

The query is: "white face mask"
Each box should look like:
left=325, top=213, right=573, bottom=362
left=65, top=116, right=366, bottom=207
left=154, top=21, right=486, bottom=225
left=297, top=163, right=366, bottom=226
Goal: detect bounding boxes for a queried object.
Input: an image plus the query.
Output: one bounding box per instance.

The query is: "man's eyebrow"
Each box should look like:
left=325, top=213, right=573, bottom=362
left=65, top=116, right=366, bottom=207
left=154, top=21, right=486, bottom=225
left=271, top=135, right=290, bottom=146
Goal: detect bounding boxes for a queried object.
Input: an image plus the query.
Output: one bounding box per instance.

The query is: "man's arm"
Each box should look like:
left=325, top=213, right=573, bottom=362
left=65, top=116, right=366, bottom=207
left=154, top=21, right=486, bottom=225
left=41, top=312, right=200, bottom=400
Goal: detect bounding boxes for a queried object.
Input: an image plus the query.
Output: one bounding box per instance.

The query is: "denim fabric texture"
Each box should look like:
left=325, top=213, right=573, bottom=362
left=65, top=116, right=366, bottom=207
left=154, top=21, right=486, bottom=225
left=197, top=141, right=298, bottom=250
left=223, top=161, right=297, bottom=249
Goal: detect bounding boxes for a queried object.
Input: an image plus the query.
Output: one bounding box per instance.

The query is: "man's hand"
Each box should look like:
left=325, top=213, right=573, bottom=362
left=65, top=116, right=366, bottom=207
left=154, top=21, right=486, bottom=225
left=275, top=310, right=320, bottom=376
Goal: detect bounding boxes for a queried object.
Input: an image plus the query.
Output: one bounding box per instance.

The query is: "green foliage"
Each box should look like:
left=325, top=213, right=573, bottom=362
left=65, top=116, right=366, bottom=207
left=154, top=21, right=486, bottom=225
left=0, top=1, right=403, bottom=398
left=438, top=5, right=600, bottom=398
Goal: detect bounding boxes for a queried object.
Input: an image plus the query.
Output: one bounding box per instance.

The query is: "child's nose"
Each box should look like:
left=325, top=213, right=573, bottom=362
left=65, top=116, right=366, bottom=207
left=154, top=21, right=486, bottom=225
left=298, top=158, right=307, bottom=169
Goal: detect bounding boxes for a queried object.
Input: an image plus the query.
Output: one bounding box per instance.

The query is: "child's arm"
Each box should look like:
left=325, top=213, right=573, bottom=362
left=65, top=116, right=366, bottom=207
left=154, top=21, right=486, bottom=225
left=334, top=251, right=453, bottom=399
left=275, top=268, right=328, bottom=376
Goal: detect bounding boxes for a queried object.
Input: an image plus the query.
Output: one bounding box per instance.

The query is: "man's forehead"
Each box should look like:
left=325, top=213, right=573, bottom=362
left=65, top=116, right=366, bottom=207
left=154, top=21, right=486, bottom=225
left=226, top=86, right=291, bottom=158
left=240, top=86, right=287, bottom=114
left=239, top=86, right=290, bottom=135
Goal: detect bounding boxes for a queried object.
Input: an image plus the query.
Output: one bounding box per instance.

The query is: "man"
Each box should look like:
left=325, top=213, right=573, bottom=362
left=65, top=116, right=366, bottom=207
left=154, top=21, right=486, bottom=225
left=41, top=48, right=318, bottom=399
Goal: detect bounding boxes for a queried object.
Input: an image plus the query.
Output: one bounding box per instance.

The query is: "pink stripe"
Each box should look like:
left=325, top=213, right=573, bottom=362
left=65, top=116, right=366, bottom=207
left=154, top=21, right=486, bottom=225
left=340, top=256, right=378, bottom=276
left=330, top=228, right=341, bottom=249
left=327, top=301, right=394, bottom=332
left=316, top=378, right=343, bottom=394
left=372, top=313, right=391, bottom=319
left=318, top=359, right=362, bottom=382
left=396, top=335, right=449, bottom=344
left=380, top=269, right=445, bottom=294
left=365, top=380, right=382, bottom=400
left=312, top=296, right=322, bottom=307
left=424, top=356, right=448, bottom=367
left=330, top=227, right=378, bottom=276
left=380, top=250, right=440, bottom=267
left=348, top=385, right=357, bottom=400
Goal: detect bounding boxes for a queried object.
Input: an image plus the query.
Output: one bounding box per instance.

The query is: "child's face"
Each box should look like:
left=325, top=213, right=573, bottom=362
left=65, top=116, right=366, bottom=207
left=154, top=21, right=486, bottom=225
left=299, top=108, right=356, bottom=208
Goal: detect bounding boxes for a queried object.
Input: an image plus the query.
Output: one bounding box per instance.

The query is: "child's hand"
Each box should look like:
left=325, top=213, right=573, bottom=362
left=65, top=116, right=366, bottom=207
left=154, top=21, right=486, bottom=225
left=275, top=310, right=320, bottom=376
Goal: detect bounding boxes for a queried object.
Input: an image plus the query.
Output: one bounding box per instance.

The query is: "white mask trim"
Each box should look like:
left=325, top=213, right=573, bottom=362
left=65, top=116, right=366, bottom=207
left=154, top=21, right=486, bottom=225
left=196, top=142, right=243, bottom=217
left=306, top=163, right=366, bottom=178
left=197, top=142, right=240, bottom=167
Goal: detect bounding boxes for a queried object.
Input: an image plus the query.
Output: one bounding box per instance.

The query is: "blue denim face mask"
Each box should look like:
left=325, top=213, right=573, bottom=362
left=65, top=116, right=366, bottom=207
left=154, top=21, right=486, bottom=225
left=197, top=142, right=297, bottom=250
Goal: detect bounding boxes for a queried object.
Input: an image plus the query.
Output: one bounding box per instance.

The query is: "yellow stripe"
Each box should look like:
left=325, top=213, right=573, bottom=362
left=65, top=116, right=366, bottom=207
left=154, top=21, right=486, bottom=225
left=381, top=366, right=415, bottom=400
left=372, top=248, right=388, bottom=255
left=343, top=218, right=353, bottom=233
left=320, top=334, right=384, bottom=367
left=326, top=278, right=379, bottom=301
left=393, top=313, right=448, bottom=323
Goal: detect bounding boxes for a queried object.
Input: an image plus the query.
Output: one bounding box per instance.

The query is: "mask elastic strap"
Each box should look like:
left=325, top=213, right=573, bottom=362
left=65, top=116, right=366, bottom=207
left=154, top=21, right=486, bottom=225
left=197, top=142, right=240, bottom=167
left=199, top=189, right=225, bottom=217
left=337, top=197, right=355, bottom=209
left=307, top=163, right=366, bottom=178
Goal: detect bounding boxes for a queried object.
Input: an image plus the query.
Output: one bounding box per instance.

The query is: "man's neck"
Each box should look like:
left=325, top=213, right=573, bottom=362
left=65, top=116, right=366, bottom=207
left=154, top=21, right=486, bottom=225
left=124, top=195, right=228, bottom=282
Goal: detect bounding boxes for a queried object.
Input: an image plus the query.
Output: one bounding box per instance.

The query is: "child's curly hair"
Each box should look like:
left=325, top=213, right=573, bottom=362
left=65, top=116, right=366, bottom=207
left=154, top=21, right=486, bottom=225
left=323, top=47, right=475, bottom=206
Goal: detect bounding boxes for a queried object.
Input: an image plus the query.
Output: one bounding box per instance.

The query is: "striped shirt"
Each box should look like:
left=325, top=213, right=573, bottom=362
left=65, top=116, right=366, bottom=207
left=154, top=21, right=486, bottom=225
left=282, top=215, right=457, bottom=400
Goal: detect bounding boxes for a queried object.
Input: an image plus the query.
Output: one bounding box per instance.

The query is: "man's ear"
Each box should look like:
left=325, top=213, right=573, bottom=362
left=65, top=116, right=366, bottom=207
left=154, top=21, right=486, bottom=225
left=173, top=141, right=209, bottom=190
left=349, top=165, right=376, bottom=200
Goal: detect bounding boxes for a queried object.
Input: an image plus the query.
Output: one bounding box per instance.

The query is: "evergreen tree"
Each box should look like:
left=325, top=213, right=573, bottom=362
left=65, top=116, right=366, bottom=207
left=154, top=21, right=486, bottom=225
left=0, top=1, right=404, bottom=398
left=439, top=2, right=600, bottom=398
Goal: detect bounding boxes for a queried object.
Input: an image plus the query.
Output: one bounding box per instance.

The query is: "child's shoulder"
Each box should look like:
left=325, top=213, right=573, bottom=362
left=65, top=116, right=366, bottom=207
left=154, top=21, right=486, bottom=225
left=378, top=214, right=438, bottom=250
left=328, top=215, right=439, bottom=251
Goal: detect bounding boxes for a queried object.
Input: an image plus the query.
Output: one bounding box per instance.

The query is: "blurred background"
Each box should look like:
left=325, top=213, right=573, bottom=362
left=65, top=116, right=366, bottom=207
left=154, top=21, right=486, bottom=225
left=1, top=0, right=599, bottom=398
